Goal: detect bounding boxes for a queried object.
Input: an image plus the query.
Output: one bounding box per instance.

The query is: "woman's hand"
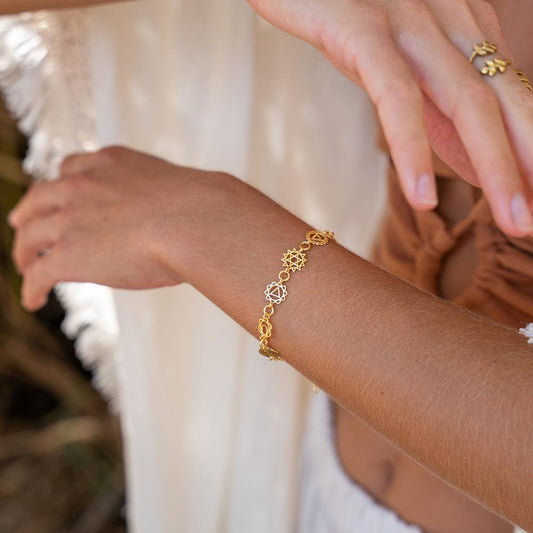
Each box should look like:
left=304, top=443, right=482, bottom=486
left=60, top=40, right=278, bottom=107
left=7, top=146, right=533, bottom=530
left=247, top=0, right=533, bottom=236
left=8, top=146, right=299, bottom=312
left=7, top=147, right=236, bottom=310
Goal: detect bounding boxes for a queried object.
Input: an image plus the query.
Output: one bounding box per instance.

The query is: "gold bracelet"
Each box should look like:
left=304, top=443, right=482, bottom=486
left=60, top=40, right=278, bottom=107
left=258, top=230, right=335, bottom=361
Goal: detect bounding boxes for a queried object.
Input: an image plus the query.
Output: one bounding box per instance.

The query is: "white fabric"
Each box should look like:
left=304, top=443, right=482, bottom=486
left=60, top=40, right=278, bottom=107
left=91, top=4, right=387, bottom=531
left=0, top=10, right=120, bottom=407
left=0, top=3, right=529, bottom=533
left=0, top=2, right=387, bottom=532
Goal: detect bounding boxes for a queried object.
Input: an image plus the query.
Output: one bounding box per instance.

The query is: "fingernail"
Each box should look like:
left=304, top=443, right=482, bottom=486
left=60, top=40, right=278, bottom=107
left=510, top=193, right=533, bottom=233
left=417, top=174, right=438, bottom=206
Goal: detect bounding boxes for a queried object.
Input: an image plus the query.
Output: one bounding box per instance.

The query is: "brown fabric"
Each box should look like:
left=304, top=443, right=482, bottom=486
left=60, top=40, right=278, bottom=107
left=373, top=165, right=533, bottom=329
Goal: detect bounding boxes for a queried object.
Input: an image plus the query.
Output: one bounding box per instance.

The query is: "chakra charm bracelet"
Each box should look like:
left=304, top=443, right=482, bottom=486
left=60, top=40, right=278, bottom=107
left=258, top=230, right=335, bottom=361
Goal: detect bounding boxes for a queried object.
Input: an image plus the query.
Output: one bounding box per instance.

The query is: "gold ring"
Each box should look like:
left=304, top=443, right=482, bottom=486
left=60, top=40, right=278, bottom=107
left=479, top=58, right=512, bottom=77
left=515, top=69, right=533, bottom=92
left=469, top=41, right=498, bottom=63
left=469, top=41, right=511, bottom=78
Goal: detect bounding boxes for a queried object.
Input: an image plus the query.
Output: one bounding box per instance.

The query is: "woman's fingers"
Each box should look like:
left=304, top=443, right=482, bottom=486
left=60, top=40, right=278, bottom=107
left=59, top=151, right=101, bottom=176
left=12, top=211, right=66, bottom=274
left=8, top=180, right=66, bottom=228
left=394, top=11, right=532, bottom=236
left=248, top=0, right=533, bottom=235
left=334, top=0, right=533, bottom=235
left=349, top=22, right=436, bottom=210
left=466, top=1, right=533, bottom=189
left=20, top=246, right=65, bottom=311
left=422, top=96, right=480, bottom=187
left=8, top=151, right=103, bottom=228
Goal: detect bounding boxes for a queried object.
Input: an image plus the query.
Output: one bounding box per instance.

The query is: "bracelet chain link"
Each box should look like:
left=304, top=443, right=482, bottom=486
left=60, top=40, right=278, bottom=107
left=258, top=230, right=334, bottom=361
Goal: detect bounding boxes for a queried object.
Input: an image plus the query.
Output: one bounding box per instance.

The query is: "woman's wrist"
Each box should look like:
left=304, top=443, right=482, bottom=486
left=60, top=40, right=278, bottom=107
left=155, top=170, right=314, bottom=337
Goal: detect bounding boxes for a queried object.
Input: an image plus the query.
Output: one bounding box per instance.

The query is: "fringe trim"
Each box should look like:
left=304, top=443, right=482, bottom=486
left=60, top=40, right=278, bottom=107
left=0, top=11, right=121, bottom=412
left=519, top=323, right=533, bottom=344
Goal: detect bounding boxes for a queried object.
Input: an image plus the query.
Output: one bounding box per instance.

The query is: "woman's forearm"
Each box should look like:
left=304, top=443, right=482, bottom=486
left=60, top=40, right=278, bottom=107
left=0, top=0, right=127, bottom=14
left=9, top=149, right=532, bottom=529
left=171, top=180, right=533, bottom=530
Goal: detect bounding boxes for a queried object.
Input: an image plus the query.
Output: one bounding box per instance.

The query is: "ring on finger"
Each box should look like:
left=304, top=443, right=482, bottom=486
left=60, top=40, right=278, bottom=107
left=469, top=41, right=511, bottom=78
left=469, top=41, right=498, bottom=63
left=515, top=69, right=533, bottom=92
left=479, top=58, right=512, bottom=77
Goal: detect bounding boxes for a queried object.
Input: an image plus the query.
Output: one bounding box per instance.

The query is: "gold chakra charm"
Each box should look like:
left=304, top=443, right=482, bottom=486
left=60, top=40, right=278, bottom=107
left=258, top=230, right=335, bottom=362
left=282, top=248, right=307, bottom=272
left=480, top=58, right=511, bottom=77
left=469, top=41, right=497, bottom=63
left=307, top=230, right=334, bottom=246
left=265, top=281, right=288, bottom=304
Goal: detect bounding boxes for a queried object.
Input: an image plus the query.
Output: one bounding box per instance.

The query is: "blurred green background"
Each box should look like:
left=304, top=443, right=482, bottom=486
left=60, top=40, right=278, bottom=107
left=0, top=98, right=126, bottom=533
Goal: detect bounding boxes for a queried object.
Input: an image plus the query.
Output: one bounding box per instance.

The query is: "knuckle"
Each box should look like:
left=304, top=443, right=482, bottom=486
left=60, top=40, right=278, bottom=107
left=474, top=0, right=498, bottom=23
left=391, top=79, right=421, bottom=103
left=64, top=172, right=93, bottom=194
left=338, top=28, right=363, bottom=73
left=374, top=78, right=421, bottom=109
left=59, top=154, right=80, bottom=176
left=337, top=7, right=387, bottom=65
left=448, top=81, right=496, bottom=119
left=97, top=145, right=126, bottom=163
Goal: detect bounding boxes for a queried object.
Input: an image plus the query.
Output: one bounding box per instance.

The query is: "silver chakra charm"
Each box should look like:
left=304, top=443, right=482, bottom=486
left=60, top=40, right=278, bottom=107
left=265, top=282, right=288, bottom=304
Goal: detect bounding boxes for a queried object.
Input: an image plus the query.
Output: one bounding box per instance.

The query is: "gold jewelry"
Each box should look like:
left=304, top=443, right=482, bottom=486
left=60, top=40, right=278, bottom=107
left=469, top=41, right=498, bottom=63
left=515, top=69, right=533, bottom=92
left=258, top=230, right=334, bottom=361
left=480, top=58, right=512, bottom=77
left=469, top=41, right=511, bottom=78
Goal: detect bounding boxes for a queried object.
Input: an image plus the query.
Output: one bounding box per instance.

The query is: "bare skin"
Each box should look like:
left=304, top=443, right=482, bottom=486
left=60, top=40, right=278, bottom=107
left=336, top=174, right=516, bottom=533
left=4, top=0, right=533, bottom=237
left=247, top=0, right=533, bottom=237
left=7, top=147, right=533, bottom=531
left=336, top=4, right=533, bottom=531
left=3, top=0, right=532, bottom=530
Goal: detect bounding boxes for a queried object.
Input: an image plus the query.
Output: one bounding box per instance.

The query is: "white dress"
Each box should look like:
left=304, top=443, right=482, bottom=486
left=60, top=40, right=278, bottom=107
left=0, top=2, right=387, bottom=532
left=1, top=3, right=530, bottom=532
